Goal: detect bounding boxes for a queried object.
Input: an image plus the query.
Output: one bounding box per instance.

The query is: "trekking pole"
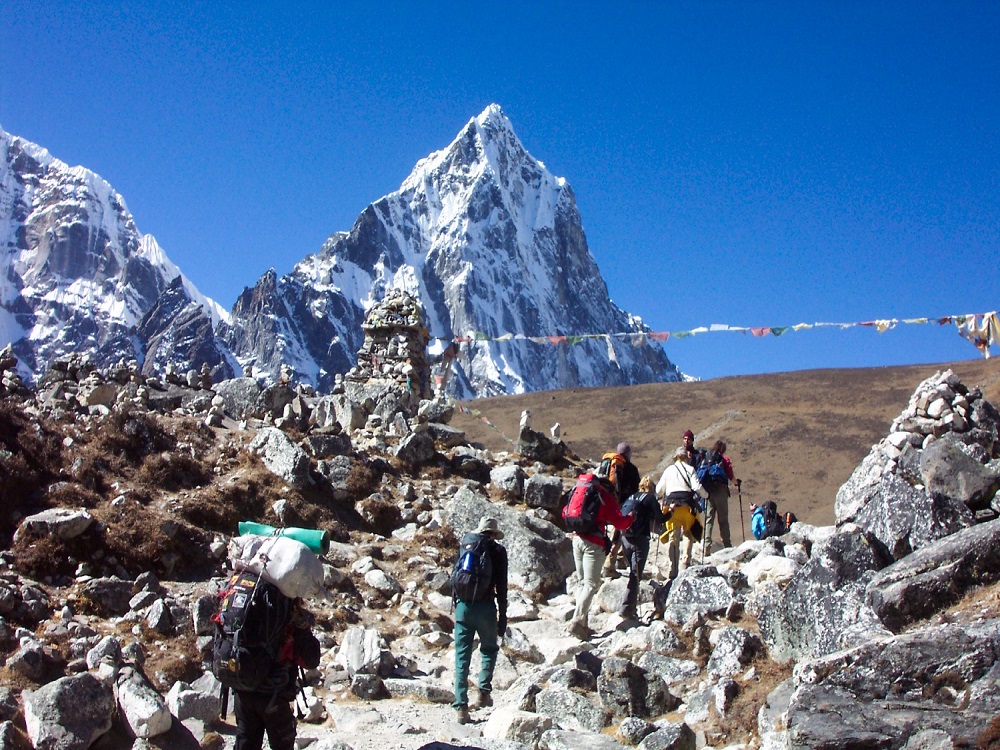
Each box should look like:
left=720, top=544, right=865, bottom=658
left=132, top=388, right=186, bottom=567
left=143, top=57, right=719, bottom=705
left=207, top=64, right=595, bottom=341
left=736, top=479, right=745, bottom=543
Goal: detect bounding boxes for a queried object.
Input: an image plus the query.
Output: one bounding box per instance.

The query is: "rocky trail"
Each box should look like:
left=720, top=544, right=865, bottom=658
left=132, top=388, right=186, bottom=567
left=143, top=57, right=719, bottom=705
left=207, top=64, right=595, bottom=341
left=2, top=336, right=1000, bottom=749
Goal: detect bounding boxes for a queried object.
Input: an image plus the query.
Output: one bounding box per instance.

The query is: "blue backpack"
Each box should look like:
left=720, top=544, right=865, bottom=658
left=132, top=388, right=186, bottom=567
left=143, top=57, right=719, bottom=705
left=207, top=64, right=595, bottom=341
left=752, top=502, right=785, bottom=540
left=696, top=451, right=728, bottom=487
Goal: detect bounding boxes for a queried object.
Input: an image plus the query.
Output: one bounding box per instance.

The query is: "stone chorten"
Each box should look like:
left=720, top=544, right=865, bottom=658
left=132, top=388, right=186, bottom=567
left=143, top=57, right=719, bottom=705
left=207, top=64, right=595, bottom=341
left=346, top=289, right=432, bottom=401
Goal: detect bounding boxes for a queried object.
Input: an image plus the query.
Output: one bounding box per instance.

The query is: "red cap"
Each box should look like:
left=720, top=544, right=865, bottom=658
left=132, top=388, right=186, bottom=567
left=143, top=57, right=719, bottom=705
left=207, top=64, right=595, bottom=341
left=683, top=430, right=695, bottom=440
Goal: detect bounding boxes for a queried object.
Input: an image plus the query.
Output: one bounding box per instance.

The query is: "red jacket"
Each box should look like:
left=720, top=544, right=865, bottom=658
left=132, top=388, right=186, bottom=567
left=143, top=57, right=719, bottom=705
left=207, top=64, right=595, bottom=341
left=574, top=473, right=634, bottom=548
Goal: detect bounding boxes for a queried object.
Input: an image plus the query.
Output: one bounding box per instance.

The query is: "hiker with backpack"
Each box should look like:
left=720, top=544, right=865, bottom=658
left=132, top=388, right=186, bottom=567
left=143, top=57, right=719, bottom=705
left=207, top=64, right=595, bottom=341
left=751, top=501, right=796, bottom=540
left=213, top=571, right=321, bottom=750
left=602, top=442, right=641, bottom=579
left=655, top=446, right=709, bottom=581
left=450, top=517, right=508, bottom=725
left=617, top=475, right=668, bottom=620
left=696, top=440, right=738, bottom=557
left=562, top=467, right=634, bottom=639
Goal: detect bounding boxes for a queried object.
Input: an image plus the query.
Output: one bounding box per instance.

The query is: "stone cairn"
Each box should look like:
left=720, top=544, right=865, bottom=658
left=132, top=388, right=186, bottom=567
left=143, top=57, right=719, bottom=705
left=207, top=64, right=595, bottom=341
left=346, top=289, right=432, bottom=401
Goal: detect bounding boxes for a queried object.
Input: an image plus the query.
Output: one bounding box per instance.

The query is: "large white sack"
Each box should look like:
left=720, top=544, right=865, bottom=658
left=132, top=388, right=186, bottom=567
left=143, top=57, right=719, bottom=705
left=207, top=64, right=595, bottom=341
left=230, top=535, right=327, bottom=600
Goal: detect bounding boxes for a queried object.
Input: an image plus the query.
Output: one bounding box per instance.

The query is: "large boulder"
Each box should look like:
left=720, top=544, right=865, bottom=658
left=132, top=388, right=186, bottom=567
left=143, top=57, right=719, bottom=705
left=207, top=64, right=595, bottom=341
left=596, top=657, right=679, bottom=720
left=524, top=474, right=564, bottom=510
left=516, top=428, right=566, bottom=466
left=661, top=567, right=738, bottom=626
left=23, top=673, right=115, bottom=750
left=836, top=370, right=1000, bottom=559
left=249, top=427, right=311, bottom=488
left=13, top=509, right=94, bottom=543
left=762, top=618, right=1000, bottom=749
left=535, top=687, right=610, bottom=732
left=756, top=527, right=892, bottom=663
left=866, top=518, right=1000, bottom=631
left=116, top=667, right=172, bottom=738
left=920, top=437, right=1000, bottom=511
left=446, top=487, right=573, bottom=597
left=212, top=377, right=264, bottom=419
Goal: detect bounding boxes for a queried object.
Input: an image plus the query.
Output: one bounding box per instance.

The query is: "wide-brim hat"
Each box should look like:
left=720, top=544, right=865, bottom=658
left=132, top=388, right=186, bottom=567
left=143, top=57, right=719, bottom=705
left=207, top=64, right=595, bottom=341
left=475, top=517, right=504, bottom=539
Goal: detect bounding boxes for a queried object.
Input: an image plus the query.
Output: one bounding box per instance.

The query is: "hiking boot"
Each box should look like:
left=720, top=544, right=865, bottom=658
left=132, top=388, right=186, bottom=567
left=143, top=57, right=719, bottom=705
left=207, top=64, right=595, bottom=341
left=456, top=706, right=470, bottom=725
left=476, top=690, right=493, bottom=708
left=567, top=618, right=592, bottom=640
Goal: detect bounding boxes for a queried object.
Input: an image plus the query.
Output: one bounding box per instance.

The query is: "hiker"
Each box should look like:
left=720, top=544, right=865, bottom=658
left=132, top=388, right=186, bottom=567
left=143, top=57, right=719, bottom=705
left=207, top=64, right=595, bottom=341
left=618, top=475, right=668, bottom=619
left=655, top=446, right=709, bottom=581
left=698, top=440, right=738, bottom=556
left=451, top=517, right=508, bottom=725
left=682, top=429, right=705, bottom=468
left=603, top=441, right=642, bottom=578
left=751, top=501, right=795, bottom=540
left=226, top=582, right=320, bottom=750
left=563, top=469, right=634, bottom=639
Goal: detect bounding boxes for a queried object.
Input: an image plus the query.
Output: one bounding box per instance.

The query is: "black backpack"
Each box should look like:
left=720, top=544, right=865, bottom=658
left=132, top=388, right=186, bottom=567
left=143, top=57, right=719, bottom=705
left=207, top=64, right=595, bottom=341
left=562, top=476, right=603, bottom=535
left=212, top=572, right=292, bottom=693
left=451, top=533, right=495, bottom=602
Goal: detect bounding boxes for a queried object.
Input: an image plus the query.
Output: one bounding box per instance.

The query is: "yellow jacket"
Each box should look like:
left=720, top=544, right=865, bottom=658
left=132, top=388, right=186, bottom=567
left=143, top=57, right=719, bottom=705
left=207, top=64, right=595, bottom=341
left=660, top=503, right=703, bottom=543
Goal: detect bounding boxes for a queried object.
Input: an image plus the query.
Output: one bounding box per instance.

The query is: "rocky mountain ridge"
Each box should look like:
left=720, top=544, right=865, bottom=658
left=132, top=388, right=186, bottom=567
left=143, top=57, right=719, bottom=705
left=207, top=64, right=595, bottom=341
left=1, top=107, right=681, bottom=398
left=1, top=347, right=999, bottom=748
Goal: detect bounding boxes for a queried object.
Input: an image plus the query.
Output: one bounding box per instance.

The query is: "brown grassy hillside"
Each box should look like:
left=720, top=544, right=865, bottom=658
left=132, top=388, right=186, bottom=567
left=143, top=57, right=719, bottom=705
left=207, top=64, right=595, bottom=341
left=453, top=358, right=1000, bottom=528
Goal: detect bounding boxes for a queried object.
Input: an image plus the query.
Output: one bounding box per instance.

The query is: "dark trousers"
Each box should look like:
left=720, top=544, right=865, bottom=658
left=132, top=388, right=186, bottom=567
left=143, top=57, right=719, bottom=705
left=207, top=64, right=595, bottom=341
left=452, top=599, right=499, bottom=709
left=621, top=535, right=651, bottom=614
left=234, top=691, right=296, bottom=750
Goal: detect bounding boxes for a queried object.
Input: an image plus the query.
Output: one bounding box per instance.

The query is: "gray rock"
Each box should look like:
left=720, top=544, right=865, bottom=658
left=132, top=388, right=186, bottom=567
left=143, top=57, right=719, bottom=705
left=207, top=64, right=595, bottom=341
left=757, top=528, right=892, bottom=663
left=7, top=641, right=46, bottom=681
left=211, top=378, right=264, bottom=419
left=86, top=635, right=123, bottom=670
left=446, top=486, right=573, bottom=597
left=80, top=578, right=134, bottom=616
left=706, top=626, right=762, bottom=678
left=867, top=518, right=1000, bottom=631
left=394, top=432, right=437, bottom=466
left=24, top=673, right=115, bottom=750
left=382, top=677, right=453, bottom=704
left=165, top=681, right=220, bottom=724
left=427, top=422, right=467, bottom=448
left=249, top=427, right=311, bottom=488
left=116, top=668, right=172, bottom=738
left=618, top=716, right=657, bottom=746
left=661, top=567, right=736, bottom=625
left=336, top=627, right=394, bottom=678
left=491, top=465, right=525, bottom=500
left=482, top=707, right=554, bottom=746
left=637, top=722, right=696, bottom=750
left=535, top=687, right=611, bottom=732
left=302, top=432, right=352, bottom=459
left=516, top=429, right=566, bottom=466
left=920, top=437, right=1000, bottom=510
left=597, top=657, right=679, bottom=720
left=316, top=455, right=356, bottom=500
left=13, top=508, right=94, bottom=542
left=0, top=686, right=18, bottom=722
left=773, top=617, right=1000, bottom=749
left=418, top=399, right=454, bottom=424
left=634, top=653, right=700, bottom=685
left=524, top=474, right=564, bottom=510
left=349, top=673, right=387, bottom=700
left=145, top=599, right=172, bottom=635
left=538, top=729, right=626, bottom=749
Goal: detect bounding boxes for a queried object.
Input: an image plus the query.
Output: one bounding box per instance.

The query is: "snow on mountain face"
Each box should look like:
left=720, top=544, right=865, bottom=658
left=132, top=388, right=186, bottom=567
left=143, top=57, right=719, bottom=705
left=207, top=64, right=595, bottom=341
left=229, top=104, right=681, bottom=397
left=0, top=126, right=233, bottom=381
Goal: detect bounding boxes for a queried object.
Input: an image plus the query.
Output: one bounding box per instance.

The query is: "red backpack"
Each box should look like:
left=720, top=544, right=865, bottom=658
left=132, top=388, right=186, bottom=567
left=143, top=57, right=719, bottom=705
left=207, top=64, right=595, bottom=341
left=562, top=475, right=603, bottom=534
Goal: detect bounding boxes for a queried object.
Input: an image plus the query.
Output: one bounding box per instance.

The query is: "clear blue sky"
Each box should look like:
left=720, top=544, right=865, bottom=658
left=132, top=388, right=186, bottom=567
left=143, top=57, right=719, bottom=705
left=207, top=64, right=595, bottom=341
left=2, top=2, right=998, bottom=380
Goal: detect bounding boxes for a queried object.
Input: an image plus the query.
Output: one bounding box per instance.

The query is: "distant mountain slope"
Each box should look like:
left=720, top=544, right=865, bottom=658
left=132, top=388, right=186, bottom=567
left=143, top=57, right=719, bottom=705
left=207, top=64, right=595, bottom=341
left=452, top=358, right=1000, bottom=526
left=228, top=105, right=681, bottom=397
left=0, top=127, right=234, bottom=381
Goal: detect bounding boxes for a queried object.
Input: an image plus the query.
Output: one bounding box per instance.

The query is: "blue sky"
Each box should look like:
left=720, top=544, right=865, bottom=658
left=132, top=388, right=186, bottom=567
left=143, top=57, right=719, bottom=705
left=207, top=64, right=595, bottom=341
left=2, top=2, right=998, bottom=380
